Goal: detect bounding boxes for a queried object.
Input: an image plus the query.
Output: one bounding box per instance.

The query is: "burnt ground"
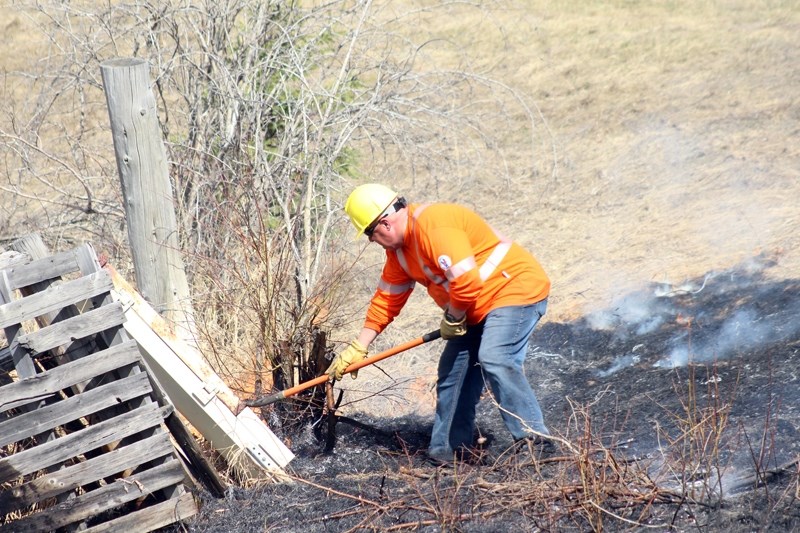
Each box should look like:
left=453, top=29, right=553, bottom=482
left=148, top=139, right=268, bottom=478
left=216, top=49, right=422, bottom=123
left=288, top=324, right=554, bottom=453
left=179, top=254, right=800, bottom=532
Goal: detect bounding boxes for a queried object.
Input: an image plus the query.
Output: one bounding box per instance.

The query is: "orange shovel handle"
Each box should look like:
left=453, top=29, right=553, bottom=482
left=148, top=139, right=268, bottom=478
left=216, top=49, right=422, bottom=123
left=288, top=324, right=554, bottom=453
left=245, top=329, right=441, bottom=407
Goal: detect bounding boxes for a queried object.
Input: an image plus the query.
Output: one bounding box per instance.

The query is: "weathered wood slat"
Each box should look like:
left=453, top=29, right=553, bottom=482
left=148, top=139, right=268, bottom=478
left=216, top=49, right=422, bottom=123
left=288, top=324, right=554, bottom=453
left=8, top=235, right=50, bottom=266
left=0, top=459, right=187, bottom=533
left=0, top=340, right=141, bottom=412
left=0, top=390, right=56, bottom=413
left=0, top=402, right=166, bottom=482
left=74, top=242, right=103, bottom=276
left=17, top=301, right=125, bottom=354
left=162, top=409, right=227, bottom=498
left=6, top=241, right=108, bottom=383
left=0, top=250, right=29, bottom=271
left=82, top=492, right=197, bottom=533
left=0, top=433, right=175, bottom=516
left=4, top=248, right=81, bottom=291
left=0, top=372, right=152, bottom=447
left=0, top=270, right=114, bottom=329
left=0, top=282, right=37, bottom=379
left=0, top=252, right=29, bottom=327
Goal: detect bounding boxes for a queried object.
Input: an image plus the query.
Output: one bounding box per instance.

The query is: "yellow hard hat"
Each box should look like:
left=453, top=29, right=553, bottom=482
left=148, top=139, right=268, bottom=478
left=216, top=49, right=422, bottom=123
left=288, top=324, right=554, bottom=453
left=345, top=184, right=398, bottom=237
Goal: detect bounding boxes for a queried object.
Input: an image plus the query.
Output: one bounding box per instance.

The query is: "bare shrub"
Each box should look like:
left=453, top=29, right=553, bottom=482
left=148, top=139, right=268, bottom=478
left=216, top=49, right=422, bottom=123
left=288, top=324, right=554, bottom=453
left=0, top=1, right=550, bottom=430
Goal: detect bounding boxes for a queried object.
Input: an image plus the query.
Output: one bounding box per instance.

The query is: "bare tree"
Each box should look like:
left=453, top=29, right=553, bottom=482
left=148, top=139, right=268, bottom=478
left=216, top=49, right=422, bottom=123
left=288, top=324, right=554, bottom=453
left=0, top=0, right=552, bottom=412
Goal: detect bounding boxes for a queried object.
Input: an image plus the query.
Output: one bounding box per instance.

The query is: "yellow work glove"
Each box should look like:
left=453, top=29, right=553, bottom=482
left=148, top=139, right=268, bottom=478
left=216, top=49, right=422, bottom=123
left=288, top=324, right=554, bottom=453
left=440, top=311, right=467, bottom=340
left=326, top=340, right=369, bottom=381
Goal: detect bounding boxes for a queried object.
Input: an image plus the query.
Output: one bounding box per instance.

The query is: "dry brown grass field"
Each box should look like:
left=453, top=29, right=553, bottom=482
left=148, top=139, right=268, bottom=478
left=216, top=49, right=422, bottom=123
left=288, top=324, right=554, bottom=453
left=389, top=0, right=800, bottom=319
left=2, top=1, right=799, bottom=530
left=2, top=0, right=798, bottom=436
left=3, top=1, right=797, bottom=319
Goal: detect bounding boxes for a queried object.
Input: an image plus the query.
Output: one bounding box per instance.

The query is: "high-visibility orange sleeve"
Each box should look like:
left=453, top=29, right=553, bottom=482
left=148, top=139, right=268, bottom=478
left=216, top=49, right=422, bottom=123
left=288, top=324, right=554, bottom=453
left=364, top=251, right=415, bottom=333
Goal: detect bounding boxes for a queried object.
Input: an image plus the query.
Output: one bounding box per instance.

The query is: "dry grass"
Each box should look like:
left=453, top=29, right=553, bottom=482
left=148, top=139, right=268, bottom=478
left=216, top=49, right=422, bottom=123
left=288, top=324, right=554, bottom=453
left=2, top=0, right=797, bottom=320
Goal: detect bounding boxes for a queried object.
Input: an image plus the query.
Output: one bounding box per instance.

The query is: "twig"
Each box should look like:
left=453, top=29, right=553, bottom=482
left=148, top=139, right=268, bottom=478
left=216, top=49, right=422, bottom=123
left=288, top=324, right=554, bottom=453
left=289, top=474, right=382, bottom=508
left=586, top=500, right=666, bottom=529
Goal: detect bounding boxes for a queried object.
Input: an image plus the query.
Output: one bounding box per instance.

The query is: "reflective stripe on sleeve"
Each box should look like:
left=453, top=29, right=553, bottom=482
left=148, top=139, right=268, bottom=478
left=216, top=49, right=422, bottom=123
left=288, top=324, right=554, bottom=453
left=445, top=256, right=477, bottom=282
left=423, top=265, right=447, bottom=286
left=377, top=278, right=416, bottom=294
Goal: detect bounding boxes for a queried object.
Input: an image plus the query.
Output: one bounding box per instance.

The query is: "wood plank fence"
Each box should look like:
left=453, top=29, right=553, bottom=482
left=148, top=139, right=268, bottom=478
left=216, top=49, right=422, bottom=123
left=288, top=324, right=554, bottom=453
left=0, top=239, right=200, bottom=532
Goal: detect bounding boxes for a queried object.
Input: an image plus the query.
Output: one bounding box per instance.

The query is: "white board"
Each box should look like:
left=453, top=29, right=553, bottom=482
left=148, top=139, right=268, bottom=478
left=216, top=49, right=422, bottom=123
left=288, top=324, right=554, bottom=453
left=106, top=265, right=294, bottom=479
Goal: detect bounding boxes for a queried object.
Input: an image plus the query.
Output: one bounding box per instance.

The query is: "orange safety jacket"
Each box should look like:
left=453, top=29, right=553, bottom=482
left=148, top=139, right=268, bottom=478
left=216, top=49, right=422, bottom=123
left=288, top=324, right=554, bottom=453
left=364, top=203, right=550, bottom=333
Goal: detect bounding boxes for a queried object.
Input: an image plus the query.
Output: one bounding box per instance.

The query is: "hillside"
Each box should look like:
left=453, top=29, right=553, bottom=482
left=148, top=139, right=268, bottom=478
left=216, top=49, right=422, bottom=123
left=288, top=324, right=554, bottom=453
left=2, top=1, right=799, bottom=531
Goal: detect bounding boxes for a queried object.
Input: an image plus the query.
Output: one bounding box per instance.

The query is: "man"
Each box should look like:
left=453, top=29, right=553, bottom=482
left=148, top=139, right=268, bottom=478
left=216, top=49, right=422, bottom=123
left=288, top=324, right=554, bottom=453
left=327, top=183, right=553, bottom=462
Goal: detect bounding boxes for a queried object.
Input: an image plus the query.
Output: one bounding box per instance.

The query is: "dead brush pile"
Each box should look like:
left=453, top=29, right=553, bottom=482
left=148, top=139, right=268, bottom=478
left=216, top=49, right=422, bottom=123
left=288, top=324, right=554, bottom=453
left=186, top=414, right=689, bottom=532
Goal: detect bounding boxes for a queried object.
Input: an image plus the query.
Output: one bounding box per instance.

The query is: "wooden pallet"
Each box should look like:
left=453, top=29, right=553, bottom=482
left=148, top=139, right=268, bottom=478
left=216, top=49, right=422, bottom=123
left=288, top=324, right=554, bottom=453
left=0, top=239, right=199, bottom=532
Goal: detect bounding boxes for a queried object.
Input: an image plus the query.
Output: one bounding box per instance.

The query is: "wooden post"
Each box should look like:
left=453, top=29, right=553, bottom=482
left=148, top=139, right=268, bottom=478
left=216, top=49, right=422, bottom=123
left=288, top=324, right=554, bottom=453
left=99, top=58, right=196, bottom=343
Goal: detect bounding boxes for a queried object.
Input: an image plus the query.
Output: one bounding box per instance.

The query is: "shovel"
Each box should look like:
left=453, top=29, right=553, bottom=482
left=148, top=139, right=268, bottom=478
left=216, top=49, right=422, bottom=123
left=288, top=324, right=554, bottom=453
left=244, top=329, right=442, bottom=408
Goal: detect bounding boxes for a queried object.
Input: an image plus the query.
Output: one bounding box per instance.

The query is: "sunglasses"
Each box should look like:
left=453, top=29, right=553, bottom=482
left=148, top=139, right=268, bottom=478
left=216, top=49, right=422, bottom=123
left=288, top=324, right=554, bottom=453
left=363, top=214, right=388, bottom=238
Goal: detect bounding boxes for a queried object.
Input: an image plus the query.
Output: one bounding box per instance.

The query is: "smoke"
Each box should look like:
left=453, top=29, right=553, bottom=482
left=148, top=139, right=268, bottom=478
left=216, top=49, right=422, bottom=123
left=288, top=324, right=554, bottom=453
left=581, top=254, right=800, bottom=370
left=655, top=303, right=800, bottom=368
left=594, top=353, right=640, bottom=378
left=585, top=291, right=669, bottom=339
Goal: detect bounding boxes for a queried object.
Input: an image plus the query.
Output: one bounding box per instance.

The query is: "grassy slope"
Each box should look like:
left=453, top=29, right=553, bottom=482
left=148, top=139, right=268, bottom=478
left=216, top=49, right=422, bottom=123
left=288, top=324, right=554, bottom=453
left=3, top=1, right=797, bottom=315
left=392, top=0, right=800, bottom=321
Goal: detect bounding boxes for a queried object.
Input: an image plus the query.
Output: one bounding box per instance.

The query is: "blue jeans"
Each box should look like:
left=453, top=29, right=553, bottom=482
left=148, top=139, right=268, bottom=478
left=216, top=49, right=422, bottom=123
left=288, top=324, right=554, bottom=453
left=428, top=299, right=549, bottom=460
